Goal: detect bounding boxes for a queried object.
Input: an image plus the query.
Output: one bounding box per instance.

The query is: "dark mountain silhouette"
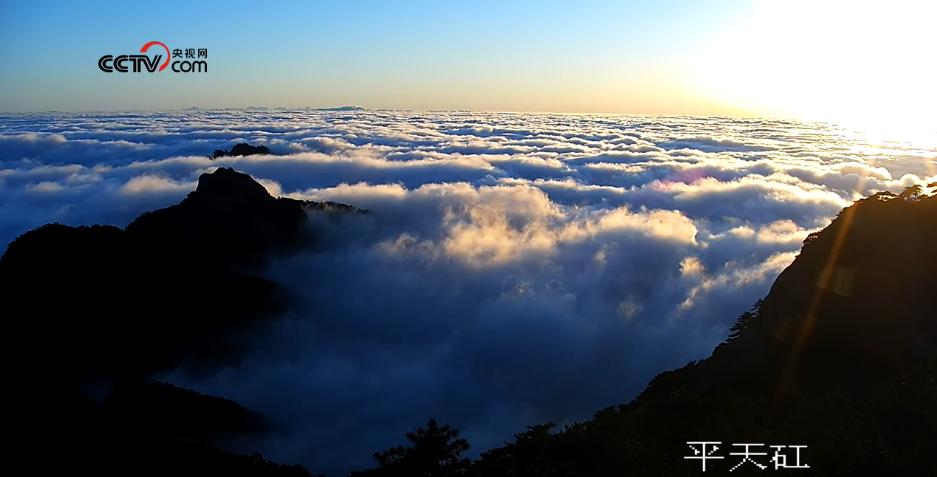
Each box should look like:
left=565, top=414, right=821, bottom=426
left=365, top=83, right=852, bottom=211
left=80, top=381, right=311, bottom=476
left=212, top=142, right=272, bottom=159
left=126, top=166, right=312, bottom=268
left=101, top=380, right=267, bottom=438
left=462, top=186, right=937, bottom=476
left=0, top=167, right=353, bottom=475
left=0, top=168, right=327, bottom=385
left=5, top=165, right=937, bottom=476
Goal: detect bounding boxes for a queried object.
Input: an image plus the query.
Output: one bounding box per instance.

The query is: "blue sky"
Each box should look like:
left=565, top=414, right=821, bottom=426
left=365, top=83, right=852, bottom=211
left=0, top=0, right=749, bottom=113
left=1, top=0, right=934, bottom=127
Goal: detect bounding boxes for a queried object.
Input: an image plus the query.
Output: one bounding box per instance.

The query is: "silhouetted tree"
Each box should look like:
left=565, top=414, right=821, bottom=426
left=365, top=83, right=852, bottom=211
left=472, top=424, right=559, bottom=477
left=351, top=419, right=471, bottom=477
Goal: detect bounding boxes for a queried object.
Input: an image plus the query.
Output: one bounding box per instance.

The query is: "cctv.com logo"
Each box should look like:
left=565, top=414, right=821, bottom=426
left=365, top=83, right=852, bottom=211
left=98, top=41, right=208, bottom=73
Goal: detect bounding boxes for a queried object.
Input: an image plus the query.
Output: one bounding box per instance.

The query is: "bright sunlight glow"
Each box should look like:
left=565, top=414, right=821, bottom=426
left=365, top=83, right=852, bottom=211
left=688, top=0, right=937, bottom=147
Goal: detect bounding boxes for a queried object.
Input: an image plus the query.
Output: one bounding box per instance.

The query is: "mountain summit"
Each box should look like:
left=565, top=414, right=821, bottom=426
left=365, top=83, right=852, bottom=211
left=126, top=167, right=311, bottom=268
left=0, top=168, right=356, bottom=476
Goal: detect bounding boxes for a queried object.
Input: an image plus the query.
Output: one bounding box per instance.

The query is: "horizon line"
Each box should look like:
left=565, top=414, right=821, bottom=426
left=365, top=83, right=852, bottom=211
left=0, top=106, right=833, bottom=125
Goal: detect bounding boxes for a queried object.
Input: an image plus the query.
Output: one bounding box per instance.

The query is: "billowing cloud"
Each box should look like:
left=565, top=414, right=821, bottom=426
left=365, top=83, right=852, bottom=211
left=1, top=109, right=935, bottom=474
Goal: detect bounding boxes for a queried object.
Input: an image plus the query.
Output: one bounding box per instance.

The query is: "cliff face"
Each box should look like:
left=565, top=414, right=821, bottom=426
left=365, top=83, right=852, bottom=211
left=0, top=168, right=349, bottom=476
left=473, top=187, right=937, bottom=476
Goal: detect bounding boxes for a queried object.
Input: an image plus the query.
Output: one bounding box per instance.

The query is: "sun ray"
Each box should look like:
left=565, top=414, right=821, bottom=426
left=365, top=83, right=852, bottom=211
left=778, top=200, right=859, bottom=397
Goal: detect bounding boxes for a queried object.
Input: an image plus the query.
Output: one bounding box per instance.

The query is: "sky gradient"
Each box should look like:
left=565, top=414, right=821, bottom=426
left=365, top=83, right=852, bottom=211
left=0, top=0, right=745, bottom=114
left=0, top=0, right=934, bottom=130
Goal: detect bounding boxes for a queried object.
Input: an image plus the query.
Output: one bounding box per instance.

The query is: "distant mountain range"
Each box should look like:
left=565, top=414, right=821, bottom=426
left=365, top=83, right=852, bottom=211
left=316, top=106, right=367, bottom=111
left=3, top=167, right=936, bottom=475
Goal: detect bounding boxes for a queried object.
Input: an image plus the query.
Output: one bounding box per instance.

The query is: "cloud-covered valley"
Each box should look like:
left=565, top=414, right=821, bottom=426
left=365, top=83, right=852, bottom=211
left=2, top=109, right=935, bottom=474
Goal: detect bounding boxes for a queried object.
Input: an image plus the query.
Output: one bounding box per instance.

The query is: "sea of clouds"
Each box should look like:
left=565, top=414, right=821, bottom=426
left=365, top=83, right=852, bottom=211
left=1, top=109, right=935, bottom=474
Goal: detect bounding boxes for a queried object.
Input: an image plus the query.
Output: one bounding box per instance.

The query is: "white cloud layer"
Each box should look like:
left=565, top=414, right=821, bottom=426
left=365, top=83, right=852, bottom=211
left=2, top=109, right=935, bottom=474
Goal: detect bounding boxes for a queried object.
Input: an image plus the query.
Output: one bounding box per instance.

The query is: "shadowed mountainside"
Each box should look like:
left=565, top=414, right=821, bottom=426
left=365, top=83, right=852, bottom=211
left=0, top=167, right=327, bottom=384
left=464, top=185, right=937, bottom=476
left=0, top=167, right=358, bottom=475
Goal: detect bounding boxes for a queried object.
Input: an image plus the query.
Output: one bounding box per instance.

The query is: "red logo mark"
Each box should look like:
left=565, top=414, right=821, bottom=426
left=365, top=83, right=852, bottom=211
left=140, top=40, right=171, bottom=72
